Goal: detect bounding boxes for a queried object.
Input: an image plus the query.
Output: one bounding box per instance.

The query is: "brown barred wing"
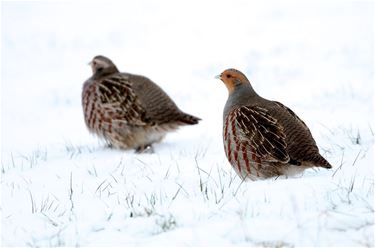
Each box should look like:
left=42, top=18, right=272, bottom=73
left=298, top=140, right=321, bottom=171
left=233, top=105, right=290, bottom=163
left=273, top=101, right=309, bottom=131
left=128, top=74, right=200, bottom=125
left=270, top=101, right=331, bottom=168
left=98, top=75, right=147, bottom=126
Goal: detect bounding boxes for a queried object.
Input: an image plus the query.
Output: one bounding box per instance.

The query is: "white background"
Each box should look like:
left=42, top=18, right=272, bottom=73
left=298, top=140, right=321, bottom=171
left=1, top=1, right=374, bottom=246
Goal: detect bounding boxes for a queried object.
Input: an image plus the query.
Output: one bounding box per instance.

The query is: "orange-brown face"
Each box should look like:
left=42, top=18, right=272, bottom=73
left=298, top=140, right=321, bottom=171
left=216, top=69, right=250, bottom=93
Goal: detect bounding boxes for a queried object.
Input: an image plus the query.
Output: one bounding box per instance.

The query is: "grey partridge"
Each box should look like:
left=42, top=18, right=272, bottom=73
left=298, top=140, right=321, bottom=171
left=82, top=55, right=200, bottom=152
left=216, top=68, right=332, bottom=180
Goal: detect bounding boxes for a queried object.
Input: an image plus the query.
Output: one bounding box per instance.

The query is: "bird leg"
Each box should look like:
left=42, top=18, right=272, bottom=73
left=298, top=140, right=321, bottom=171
left=105, top=142, right=114, bottom=149
left=135, top=144, right=154, bottom=154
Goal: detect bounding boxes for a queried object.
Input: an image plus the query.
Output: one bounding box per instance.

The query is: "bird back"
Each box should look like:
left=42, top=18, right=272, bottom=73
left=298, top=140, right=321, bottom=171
left=127, top=73, right=199, bottom=125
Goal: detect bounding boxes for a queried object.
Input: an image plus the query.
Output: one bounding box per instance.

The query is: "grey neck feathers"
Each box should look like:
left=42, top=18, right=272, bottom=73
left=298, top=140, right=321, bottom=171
left=92, top=66, right=119, bottom=80
left=224, top=83, right=259, bottom=117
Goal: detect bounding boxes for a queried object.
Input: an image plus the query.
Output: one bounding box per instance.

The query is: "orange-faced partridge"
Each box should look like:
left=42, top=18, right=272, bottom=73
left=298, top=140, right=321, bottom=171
left=216, top=69, right=332, bottom=180
left=82, top=55, right=200, bottom=152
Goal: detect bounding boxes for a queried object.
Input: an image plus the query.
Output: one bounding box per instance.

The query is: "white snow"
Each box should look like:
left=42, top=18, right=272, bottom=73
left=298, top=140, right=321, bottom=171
left=1, top=0, right=374, bottom=246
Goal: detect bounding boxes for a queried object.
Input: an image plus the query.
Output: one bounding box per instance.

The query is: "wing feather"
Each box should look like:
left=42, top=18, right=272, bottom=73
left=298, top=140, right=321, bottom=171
left=273, top=101, right=309, bottom=131
left=234, top=105, right=289, bottom=163
left=98, top=75, right=147, bottom=126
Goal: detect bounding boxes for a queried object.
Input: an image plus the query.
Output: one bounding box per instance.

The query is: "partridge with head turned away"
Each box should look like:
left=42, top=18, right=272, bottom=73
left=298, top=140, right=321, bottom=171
left=82, top=55, right=200, bottom=152
left=216, top=69, right=332, bottom=180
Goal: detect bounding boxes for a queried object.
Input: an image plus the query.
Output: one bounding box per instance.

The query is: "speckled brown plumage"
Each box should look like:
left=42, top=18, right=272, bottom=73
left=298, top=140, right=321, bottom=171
left=217, top=68, right=332, bottom=180
left=82, top=55, right=200, bottom=151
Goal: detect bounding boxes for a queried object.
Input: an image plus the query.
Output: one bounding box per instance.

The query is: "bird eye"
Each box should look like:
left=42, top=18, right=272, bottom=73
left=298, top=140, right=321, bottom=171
left=226, top=74, right=232, bottom=78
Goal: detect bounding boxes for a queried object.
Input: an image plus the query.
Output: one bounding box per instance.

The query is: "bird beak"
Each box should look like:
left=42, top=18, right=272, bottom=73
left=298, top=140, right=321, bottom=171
left=88, top=61, right=92, bottom=66
left=215, top=74, right=222, bottom=79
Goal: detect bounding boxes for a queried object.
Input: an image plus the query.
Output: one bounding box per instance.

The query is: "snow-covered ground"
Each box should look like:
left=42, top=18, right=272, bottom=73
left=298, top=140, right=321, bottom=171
left=1, top=1, right=374, bottom=246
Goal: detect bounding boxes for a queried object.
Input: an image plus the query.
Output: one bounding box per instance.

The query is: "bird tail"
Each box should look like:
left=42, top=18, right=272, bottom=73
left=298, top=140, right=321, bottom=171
left=177, top=112, right=201, bottom=125
left=313, top=154, right=332, bottom=169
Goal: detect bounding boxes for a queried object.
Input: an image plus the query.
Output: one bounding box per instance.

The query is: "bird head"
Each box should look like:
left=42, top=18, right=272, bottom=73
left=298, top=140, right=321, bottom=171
left=215, top=69, right=251, bottom=93
left=89, top=55, right=119, bottom=76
